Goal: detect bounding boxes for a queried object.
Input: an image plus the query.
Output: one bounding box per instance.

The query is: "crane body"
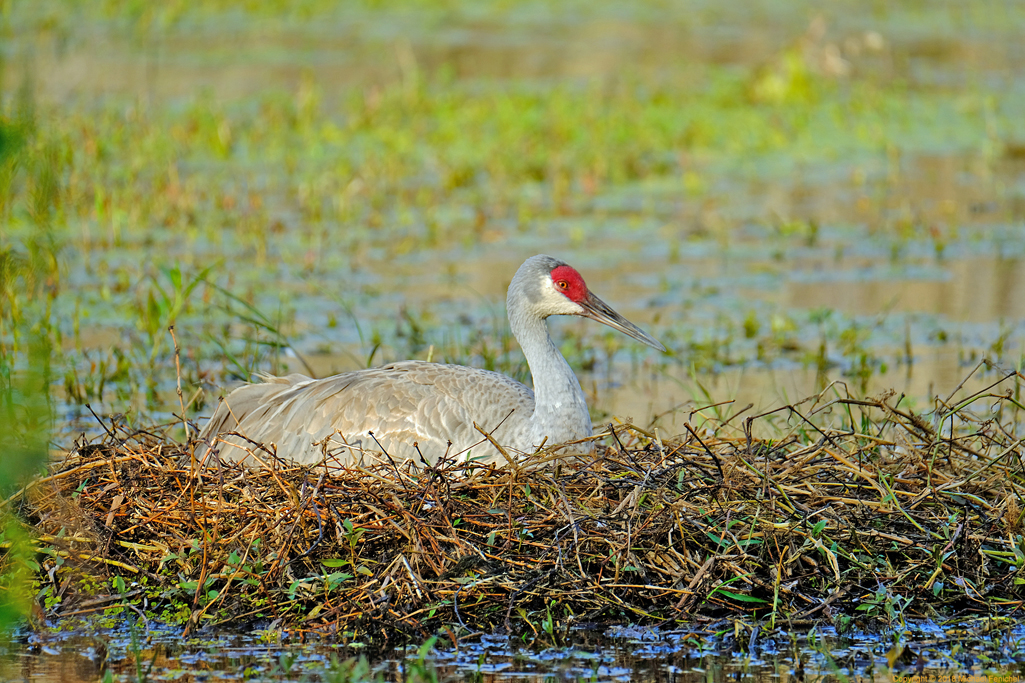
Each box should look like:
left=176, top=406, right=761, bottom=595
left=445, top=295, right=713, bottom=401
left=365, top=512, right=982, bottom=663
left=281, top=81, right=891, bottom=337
left=197, top=255, right=664, bottom=466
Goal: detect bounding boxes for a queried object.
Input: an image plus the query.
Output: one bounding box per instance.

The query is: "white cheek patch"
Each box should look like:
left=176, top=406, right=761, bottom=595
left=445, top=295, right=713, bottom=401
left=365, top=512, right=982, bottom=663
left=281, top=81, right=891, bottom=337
left=540, top=276, right=557, bottom=297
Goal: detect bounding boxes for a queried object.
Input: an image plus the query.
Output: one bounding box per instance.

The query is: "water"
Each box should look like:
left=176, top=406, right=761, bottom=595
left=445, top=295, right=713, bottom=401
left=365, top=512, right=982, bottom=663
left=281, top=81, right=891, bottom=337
left=5, top=619, right=1025, bottom=682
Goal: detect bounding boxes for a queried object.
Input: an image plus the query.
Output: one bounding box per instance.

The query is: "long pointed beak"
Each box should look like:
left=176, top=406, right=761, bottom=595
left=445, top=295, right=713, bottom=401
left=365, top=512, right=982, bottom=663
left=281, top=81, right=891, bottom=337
left=580, top=292, right=666, bottom=352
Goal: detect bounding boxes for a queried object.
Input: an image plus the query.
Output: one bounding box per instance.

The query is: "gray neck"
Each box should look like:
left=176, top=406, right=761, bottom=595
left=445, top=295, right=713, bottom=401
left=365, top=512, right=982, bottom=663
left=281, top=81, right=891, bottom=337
left=508, top=303, right=592, bottom=445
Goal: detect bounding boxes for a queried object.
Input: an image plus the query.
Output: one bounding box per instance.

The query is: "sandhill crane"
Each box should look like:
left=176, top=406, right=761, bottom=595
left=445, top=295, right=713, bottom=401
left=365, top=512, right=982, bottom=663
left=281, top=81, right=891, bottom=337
left=196, top=254, right=665, bottom=466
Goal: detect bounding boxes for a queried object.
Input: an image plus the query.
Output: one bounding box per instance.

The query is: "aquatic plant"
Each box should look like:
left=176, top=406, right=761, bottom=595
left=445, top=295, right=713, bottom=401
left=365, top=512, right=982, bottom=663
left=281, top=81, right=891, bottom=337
left=0, top=50, right=58, bottom=633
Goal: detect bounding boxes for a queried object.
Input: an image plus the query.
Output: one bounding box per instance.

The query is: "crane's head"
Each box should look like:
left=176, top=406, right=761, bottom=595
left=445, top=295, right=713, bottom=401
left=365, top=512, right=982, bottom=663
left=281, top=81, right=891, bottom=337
left=511, top=255, right=666, bottom=352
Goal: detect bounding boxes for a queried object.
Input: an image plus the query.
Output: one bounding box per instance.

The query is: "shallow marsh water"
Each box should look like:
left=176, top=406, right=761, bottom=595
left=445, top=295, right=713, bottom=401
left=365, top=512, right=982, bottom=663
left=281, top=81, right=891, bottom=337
left=6, top=619, right=1025, bottom=682
left=3, top=0, right=1025, bottom=680
left=2, top=0, right=1020, bottom=445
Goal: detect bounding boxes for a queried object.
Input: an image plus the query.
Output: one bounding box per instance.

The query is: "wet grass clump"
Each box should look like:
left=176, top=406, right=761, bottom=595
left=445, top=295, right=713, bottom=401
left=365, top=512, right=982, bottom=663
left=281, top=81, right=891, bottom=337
left=5, top=366, right=1025, bottom=645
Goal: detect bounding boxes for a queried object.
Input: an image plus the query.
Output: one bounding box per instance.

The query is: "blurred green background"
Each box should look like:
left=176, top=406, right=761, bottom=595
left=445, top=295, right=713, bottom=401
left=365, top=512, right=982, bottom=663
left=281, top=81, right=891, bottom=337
left=1, top=0, right=1024, bottom=453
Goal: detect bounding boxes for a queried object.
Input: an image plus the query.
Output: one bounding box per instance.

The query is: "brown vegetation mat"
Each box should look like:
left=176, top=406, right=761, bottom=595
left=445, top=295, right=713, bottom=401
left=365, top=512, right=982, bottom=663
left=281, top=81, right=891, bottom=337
left=6, top=369, right=1025, bottom=642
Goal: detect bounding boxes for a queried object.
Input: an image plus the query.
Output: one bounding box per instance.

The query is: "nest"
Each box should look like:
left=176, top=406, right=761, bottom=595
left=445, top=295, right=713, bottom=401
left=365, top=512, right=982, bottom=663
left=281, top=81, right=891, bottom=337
left=5, top=368, right=1025, bottom=642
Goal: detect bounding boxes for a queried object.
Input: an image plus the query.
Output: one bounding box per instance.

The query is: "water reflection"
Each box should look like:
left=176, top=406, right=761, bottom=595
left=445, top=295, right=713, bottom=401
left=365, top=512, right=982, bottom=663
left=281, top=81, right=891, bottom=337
left=4, top=622, right=1023, bottom=682
left=10, top=1, right=1024, bottom=107
left=599, top=351, right=1001, bottom=440
left=787, top=256, right=1025, bottom=323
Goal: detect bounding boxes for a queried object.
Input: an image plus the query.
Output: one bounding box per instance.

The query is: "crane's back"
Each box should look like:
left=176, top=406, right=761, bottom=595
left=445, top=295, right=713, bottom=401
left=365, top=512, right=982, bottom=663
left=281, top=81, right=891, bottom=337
left=197, top=361, right=538, bottom=466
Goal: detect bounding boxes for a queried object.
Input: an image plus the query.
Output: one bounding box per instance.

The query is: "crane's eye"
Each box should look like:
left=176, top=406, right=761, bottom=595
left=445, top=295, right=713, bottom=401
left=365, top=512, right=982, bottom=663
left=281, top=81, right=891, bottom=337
left=556, top=280, right=568, bottom=290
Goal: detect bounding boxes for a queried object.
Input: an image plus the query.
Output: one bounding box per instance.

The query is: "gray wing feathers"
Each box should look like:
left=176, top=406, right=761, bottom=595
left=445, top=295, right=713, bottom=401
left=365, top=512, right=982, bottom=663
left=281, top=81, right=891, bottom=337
left=197, top=361, right=535, bottom=466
